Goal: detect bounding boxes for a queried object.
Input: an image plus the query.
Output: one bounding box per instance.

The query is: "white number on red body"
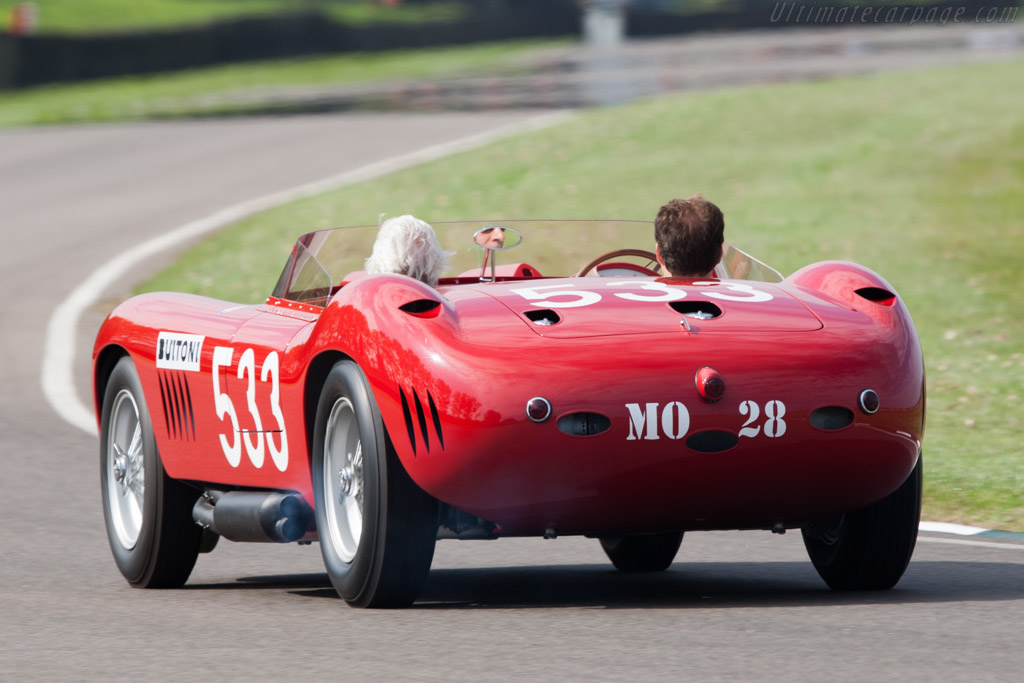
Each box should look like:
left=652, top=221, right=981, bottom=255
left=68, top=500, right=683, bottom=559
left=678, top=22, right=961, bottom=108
left=512, top=280, right=772, bottom=309
left=691, top=281, right=774, bottom=302
left=509, top=283, right=602, bottom=309
left=212, top=346, right=288, bottom=470
left=625, top=399, right=787, bottom=441
left=737, top=400, right=787, bottom=439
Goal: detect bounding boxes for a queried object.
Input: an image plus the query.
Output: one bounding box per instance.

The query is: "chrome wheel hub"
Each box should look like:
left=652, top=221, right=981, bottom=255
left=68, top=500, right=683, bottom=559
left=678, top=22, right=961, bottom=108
left=106, top=389, right=146, bottom=550
left=323, top=397, right=365, bottom=563
left=113, top=453, right=128, bottom=484
left=337, top=446, right=362, bottom=505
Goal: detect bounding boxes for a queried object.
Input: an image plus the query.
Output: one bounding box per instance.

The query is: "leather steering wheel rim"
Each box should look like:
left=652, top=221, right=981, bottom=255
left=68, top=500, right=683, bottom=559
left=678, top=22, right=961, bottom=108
left=574, top=248, right=660, bottom=277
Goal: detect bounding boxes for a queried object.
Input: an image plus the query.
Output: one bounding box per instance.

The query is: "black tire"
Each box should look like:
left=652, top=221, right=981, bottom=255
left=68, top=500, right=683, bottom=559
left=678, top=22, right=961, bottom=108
left=99, top=356, right=202, bottom=588
left=312, top=361, right=438, bottom=608
left=599, top=531, right=684, bottom=572
left=802, top=457, right=922, bottom=590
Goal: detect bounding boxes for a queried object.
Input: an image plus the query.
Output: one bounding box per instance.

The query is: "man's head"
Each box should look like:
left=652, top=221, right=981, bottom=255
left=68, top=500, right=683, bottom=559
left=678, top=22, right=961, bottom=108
left=654, top=195, right=725, bottom=277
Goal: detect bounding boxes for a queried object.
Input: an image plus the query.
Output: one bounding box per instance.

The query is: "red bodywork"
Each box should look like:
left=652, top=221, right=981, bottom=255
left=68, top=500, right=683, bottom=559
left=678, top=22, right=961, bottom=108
left=93, top=223, right=924, bottom=538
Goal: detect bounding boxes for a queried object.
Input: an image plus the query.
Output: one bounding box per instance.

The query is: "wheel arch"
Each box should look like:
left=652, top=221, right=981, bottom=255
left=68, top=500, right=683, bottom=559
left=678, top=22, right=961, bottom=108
left=94, top=344, right=129, bottom=426
left=303, top=350, right=353, bottom=468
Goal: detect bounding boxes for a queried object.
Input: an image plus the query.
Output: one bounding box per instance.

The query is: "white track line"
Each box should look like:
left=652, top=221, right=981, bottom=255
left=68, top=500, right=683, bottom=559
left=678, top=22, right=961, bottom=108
left=42, top=111, right=574, bottom=435
left=918, top=536, right=1024, bottom=550
left=919, top=521, right=989, bottom=536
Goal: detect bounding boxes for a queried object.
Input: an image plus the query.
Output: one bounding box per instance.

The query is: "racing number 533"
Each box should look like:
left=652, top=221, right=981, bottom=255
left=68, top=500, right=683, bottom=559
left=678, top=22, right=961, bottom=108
left=511, top=280, right=772, bottom=309
left=212, top=346, right=288, bottom=471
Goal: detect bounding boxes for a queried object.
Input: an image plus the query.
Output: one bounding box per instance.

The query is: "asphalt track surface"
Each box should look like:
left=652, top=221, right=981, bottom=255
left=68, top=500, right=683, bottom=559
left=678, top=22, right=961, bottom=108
left=3, top=26, right=1024, bottom=682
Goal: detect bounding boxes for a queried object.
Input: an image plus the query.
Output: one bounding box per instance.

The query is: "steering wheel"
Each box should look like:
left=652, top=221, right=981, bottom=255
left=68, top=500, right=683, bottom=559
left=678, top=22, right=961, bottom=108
left=574, top=249, right=660, bottom=277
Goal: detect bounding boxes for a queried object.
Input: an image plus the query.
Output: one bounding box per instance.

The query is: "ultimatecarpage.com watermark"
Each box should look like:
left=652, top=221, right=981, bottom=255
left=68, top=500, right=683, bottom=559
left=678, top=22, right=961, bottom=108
left=770, top=3, right=1019, bottom=26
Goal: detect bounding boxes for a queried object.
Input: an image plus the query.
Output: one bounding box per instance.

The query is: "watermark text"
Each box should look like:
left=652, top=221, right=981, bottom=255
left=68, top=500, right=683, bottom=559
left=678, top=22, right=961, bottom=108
left=770, top=3, right=1019, bottom=26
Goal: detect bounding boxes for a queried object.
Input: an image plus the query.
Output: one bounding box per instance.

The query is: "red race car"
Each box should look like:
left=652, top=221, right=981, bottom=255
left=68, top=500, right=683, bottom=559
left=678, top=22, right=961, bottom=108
left=93, top=220, right=924, bottom=607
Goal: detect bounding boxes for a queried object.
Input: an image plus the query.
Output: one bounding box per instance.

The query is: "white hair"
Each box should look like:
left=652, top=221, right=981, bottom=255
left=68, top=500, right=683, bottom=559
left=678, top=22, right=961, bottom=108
left=364, top=215, right=449, bottom=288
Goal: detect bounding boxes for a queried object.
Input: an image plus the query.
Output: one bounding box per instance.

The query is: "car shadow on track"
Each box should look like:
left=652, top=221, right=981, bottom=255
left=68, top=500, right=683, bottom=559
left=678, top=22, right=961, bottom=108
left=267, top=561, right=1024, bottom=609
left=183, top=573, right=333, bottom=591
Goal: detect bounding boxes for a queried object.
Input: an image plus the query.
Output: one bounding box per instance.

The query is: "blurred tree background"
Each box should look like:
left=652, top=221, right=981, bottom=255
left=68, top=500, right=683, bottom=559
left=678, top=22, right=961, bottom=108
left=2, top=0, right=1017, bottom=90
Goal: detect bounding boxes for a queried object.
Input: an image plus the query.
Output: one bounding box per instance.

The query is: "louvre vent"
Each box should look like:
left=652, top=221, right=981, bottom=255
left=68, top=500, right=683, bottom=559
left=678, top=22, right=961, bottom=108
left=400, top=388, right=417, bottom=457
left=399, top=386, right=445, bottom=456
left=159, top=371, right=195, bottom=441
left=428, top=392, right=445, bottom=450
left=413, top=388, right=430, bottom=453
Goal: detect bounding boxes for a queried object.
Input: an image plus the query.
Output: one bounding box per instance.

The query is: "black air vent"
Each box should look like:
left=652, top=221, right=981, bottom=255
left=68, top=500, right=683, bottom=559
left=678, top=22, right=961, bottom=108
left=669, top=301, right=723, bottom=319
left=399, top=299, right=442, bottom=318
left=524, top=309, right=561, bottom=326
left=854, top=287, right=896, bottom=306
left=810, top=406, right=854, bottom=431
left=557, top=412, right=611, bottom=437
left=686, top=430, right=738, bottom=453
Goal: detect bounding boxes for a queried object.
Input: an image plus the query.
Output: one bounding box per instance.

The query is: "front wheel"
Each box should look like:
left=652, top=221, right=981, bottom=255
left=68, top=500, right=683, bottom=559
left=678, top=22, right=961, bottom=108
left=802, top=457, right=922, bottom=590
left=100, top=356, right=202, bottom=587
left=312, top=361, right=438, bottom=608
left=599, top=531, right=683, bottom=572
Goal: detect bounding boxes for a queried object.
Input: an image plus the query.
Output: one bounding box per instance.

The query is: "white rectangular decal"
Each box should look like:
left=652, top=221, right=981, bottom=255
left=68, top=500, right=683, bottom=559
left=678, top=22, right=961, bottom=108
left=156, top=332, right=205, bottom=372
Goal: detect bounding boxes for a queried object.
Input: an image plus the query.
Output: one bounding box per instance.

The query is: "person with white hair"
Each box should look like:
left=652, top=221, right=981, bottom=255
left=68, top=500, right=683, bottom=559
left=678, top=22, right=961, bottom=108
left=364, top=215, right=449, bottom=288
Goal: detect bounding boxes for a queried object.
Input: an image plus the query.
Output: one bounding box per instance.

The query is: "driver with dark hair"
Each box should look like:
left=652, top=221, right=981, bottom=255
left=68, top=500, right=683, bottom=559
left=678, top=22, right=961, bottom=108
left=654, top=195, right=725, bottom=278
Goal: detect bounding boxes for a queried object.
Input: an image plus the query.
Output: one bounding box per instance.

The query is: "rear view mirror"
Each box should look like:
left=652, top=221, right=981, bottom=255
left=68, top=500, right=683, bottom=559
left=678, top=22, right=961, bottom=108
left=473, top=226, right=523, bottom=282
left=473, top=226, right=522, bottom=251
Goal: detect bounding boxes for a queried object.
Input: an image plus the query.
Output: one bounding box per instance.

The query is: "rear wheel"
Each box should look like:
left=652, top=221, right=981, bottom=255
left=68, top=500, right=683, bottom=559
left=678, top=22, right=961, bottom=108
left=312, top=361, right=438, bottom=608
left=100, top=356, right=202, bottom=587
left=802, top=457, right=922, bottom=590
left=599, top=531, right=683, bottom=572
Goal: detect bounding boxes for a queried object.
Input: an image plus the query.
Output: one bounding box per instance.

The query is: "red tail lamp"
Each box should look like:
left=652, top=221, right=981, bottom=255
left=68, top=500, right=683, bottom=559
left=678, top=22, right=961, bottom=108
left=859, top=389, right=880, bottom=414
left=695, top=366, right=725, bottom=402
left=526, top=397, right=552, bottom=423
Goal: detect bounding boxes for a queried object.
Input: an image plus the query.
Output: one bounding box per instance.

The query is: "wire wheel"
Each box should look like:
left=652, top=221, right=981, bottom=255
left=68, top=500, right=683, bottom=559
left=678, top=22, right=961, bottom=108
left=105, top=389, right=146, bottom=550
left=99, top=356, right=202, bottom=588
left=312, top=360, right=438, bottom=607
left=322, top=396, right=365, bottom=563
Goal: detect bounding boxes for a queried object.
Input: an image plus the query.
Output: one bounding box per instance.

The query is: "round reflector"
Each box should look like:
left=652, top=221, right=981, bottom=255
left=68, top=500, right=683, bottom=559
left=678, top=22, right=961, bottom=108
left=695, top=366, right=725, bottom=402
left=859, top=389, right=880, bottom=414
left=526, top=397, right=552, bottom=423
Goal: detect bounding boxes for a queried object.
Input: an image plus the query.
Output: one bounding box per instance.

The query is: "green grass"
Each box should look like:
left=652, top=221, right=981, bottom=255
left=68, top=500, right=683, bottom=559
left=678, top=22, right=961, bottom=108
left=10, top=0, right=1020, bottom=35
left=4, top=0, right=465, bottom=35
left=139, top=58, right=1024, bottom=529
left=0, top=38, right=566, bottom=126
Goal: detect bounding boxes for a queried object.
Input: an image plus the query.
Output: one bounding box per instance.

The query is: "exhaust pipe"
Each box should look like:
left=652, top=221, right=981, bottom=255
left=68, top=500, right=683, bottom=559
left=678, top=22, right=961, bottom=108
left=192, top=490, right=310, bottom=543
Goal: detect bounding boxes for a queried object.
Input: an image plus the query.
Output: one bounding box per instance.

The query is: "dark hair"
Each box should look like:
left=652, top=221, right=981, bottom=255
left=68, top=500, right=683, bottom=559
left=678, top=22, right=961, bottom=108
left=654, top=195, right=724, bottom=277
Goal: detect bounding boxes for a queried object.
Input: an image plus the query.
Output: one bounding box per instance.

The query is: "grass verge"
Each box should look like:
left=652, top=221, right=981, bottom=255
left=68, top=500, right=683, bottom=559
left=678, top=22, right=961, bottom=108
left=0, top=38, right=566, bottom=127
left=3, top=0, right=465, bottom=35
left=138, top=58, right=1024, bottom=529
left=12, top=0, right=999, bottom=34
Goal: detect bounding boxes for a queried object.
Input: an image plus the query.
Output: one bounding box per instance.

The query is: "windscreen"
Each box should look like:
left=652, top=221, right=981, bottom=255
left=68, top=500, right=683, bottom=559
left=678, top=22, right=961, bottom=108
left=271, top=220, right=782, bottom=305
